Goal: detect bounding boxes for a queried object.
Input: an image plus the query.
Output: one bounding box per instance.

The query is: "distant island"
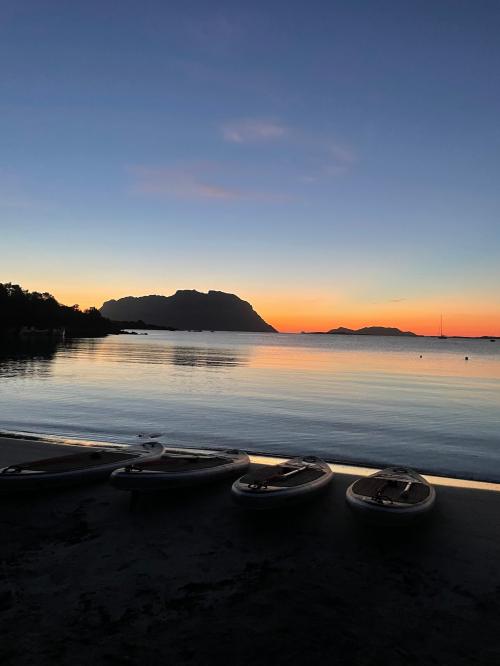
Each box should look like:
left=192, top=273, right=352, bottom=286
left=3, top=282, right=496, bottom=339
left=304, top=326, right=418, bottom=337
left=100, top=290, right=276, bottom=333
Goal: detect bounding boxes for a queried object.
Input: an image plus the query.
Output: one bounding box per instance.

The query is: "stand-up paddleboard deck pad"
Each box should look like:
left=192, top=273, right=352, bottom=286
left=346, top=467, right=436, bottom=522
left=232, top=456, right=333, bottom=508
left=0, top=442, right=164, bottom=492
left=110, top=448, right=250, bottom=491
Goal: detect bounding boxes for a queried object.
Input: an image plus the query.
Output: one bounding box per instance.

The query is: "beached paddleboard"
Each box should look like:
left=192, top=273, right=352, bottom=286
left=232, top=456, right=333, bottom=508
left=346, top=467, right=436, bottom=523
left=110, top=447, right=250, bottom=491
left=0, top=442, right=164, bottom=493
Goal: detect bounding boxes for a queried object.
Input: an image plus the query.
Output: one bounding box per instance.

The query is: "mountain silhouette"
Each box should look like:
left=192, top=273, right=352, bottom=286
left=328, top=326, right=417, bottom=336
left=100, top=290, right=276, bottom=332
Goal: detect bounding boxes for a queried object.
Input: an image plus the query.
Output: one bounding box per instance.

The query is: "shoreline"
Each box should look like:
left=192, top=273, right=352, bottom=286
left=1, top=435, right=499, bottom=664
left=2, top=432, right=500, bottom=491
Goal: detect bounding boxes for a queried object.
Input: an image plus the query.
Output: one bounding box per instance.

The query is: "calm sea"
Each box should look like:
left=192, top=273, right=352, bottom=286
left=1, top=331, right=499, bottom=481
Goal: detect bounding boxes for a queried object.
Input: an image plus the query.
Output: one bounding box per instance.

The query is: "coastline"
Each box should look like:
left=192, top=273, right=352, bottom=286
left=0, top=435, right=499, bottom=664
left=302, top=331, right=499, bottom=340
left=2, top=433, right=500, bottom=489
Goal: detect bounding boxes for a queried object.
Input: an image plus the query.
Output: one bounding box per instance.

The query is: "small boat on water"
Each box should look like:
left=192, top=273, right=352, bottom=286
left=437, top=314, right=447, bottom=339
left=0, top=442, right=164, bottom=493
left=110, top=447, right=250, bottom=492
left=231, top=456, right=333, bottom=509
left=346, top=467, right=436, bottom=523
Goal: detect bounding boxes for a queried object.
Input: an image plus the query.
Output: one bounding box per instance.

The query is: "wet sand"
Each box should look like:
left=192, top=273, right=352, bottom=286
left=1, top=437, right=499, bottom=665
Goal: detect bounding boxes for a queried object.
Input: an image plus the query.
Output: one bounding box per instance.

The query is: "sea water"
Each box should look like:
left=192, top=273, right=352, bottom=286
left=1, top=331, right=499, bottom=481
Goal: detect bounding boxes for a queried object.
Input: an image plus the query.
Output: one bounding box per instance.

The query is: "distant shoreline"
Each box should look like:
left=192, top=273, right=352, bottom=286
left=301, top=331, right=498, bottom=340
left=120, top=328, right=499, bottom=340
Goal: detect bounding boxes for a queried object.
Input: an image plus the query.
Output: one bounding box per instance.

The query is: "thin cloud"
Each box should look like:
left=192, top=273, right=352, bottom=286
left=328, top=143, right=357, bottom=166
left=130, top=166, right=242, bottom=201
left=129, top=165, right=288, bottom=203
left=222, top=119, right=288, bottom=143
left=194, top=182, right=243, bottom=200
left=221, top=121, right=358, bottom=181
left=221, top=119, right=357, bottom=180
left=302, top=139, right=358, bottom=181
left=369, top=298, right=407, bottom=304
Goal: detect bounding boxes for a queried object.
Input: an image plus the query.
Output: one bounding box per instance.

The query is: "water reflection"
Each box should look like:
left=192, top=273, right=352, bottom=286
left=0, top=338, right=60, bottom=379
left=2, top=332, right=500, bottom=481
left=169, top=346, right=247, bottom=367
left=0, top=336, right=250, bottom=377
left=82, top=338, right=250, bottom=368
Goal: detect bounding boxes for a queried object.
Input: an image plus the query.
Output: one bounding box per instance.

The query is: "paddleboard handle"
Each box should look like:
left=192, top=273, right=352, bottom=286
left=123, top=465, right=142, bottom=473
left=248, top=465, right=308, bottom=489
left=400, top=481, right=413, bottom=499
left=369, top=481, right=395, bottom=504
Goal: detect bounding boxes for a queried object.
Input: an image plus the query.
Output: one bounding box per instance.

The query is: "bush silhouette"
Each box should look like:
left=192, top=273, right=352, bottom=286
left=0, top=283, right=120, bottom=336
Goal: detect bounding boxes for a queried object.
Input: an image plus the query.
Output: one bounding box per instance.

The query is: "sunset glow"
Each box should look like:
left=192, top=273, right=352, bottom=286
left=1, top=3, right=499, bottom=338
left=2, top=4, right=500, bottom=663
left=14, top=280, right=499, bottom=337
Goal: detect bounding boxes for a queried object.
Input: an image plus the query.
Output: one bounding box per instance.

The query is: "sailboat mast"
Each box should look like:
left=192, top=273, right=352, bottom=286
left=438, top=314, right=447, bottom=339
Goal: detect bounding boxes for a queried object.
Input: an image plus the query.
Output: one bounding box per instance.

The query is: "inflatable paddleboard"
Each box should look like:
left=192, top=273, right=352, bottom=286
left=232, top=456, right=333, bottom=508
left=110, top=447, right=250, bottom=491
left=346, top=467, right=436, bottom=523
left=0, top=442, right=164, bottom=493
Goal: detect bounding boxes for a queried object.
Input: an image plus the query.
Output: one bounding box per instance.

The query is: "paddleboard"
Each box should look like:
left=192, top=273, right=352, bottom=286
left=110, top=447, right=250, bottom=491
left=232, top=455, right=333, bottom=508
left=0, top=441, right=164, bottom=493
left=346, top=466, right=436, bottom=523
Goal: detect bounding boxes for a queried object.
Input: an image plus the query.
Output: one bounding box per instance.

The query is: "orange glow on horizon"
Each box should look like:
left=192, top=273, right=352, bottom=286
left=25, top=283, right=500, bottom=339
left=258, top=300, right=500, bottom=338
left=267, top=312, right=500, bottom=337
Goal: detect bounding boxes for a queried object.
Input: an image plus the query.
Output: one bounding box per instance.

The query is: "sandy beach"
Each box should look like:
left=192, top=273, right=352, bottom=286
left=1, top=436, right=499, bottom=665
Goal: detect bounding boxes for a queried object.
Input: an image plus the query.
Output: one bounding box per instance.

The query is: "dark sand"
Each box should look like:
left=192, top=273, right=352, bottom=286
left=1, top=438, right=499, bottom=665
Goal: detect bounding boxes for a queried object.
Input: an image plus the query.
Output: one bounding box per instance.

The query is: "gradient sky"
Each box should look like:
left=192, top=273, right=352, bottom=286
left=1, top=1, right=499, bottom=334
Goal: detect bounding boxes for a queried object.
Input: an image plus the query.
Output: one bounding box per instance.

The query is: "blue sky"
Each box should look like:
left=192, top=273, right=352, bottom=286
left=1, top=1, right=499, bottom=333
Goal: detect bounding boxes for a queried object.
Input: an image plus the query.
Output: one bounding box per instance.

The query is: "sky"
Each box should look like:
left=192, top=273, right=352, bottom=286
left=1, top=0, right=499, bottom=335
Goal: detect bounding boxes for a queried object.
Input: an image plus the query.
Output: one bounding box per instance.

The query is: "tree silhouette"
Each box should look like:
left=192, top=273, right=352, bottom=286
left=0, top=283, right=120, bottom=337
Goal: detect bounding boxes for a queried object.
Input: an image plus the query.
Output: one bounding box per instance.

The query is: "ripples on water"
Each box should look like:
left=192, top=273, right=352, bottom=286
left=1, top=331, right=499, bottom=481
